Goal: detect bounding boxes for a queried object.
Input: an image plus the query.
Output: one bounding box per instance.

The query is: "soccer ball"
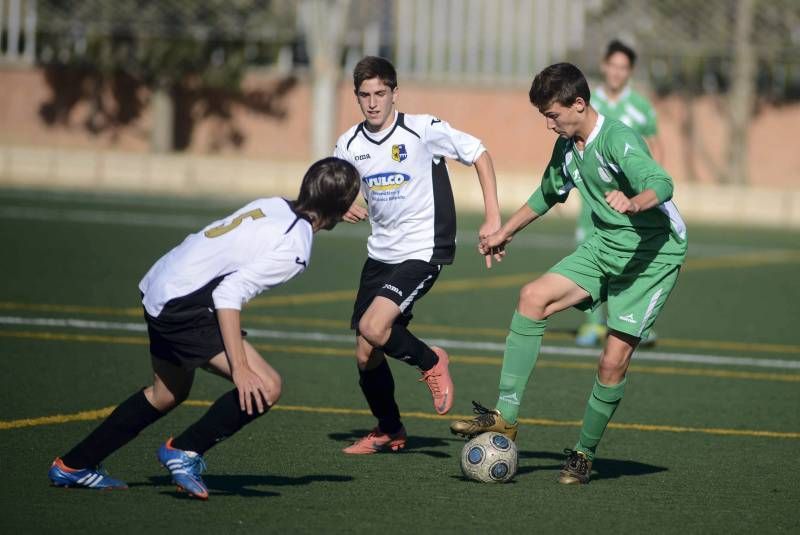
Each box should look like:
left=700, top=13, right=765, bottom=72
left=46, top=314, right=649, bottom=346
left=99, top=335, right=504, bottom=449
left=460, top=432, right=518, bottom=483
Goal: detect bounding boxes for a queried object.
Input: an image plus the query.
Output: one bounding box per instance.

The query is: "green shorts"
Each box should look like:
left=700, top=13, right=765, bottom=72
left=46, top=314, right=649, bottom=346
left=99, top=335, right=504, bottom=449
left=550, top=238, right=681, bottom=339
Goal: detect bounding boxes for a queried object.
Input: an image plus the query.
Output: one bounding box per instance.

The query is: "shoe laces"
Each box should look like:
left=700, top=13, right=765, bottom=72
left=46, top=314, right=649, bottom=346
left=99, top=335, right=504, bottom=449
left=470, top=401, right=498, bottom=426
left=183, top=453, right=207, bottom=476
left=95, top=464, right=111, bottom=478
left=563, top=448, right=589, bottom=473
left=420, top=369, right=442, bottom=396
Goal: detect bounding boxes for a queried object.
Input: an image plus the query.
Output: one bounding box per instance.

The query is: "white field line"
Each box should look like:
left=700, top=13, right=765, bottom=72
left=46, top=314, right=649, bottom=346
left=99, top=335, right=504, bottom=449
left=0, top=204, right=776, bottom=255
left=2, top=315, right=799, bottom=370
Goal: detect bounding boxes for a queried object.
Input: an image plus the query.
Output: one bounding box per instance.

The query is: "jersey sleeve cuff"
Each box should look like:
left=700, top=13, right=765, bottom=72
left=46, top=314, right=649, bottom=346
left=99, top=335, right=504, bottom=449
left=649, top=182, right=673, bottom=203
left=470, top=145, right=487, bottom=164
left=212, top=294, right=244, bottom=311
left=527, top=188, right=551, bottom=216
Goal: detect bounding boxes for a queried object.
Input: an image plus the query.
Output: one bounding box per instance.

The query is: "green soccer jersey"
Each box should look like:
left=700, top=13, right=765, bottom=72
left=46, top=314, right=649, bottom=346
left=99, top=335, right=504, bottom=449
left=529, top=115, right=687, bottom=265
left=592, top=86, right=657, bottom=138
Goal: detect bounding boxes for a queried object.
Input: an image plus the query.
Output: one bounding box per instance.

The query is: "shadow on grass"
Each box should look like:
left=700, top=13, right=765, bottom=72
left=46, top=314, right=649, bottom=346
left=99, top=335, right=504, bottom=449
left=517, top=450, right=668, bottom=480
left=140, top=473, right=353, bottom=499
left=330, top=429, right=458, bottom=458
left=449, top=450, right=667, bottom=483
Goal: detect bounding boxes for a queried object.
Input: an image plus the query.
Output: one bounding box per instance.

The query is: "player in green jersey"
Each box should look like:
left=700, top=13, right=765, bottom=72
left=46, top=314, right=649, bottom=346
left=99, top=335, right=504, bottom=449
left=451, top=63, right=687, bottom=485
left=576, top=39, right=664, bottom=347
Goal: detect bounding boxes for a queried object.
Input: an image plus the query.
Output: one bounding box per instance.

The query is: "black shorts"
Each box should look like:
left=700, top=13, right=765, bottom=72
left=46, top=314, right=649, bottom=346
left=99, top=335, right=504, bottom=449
left=144, top=299, right=246, bottom=371
left=350, top=258, right=442, bottom=331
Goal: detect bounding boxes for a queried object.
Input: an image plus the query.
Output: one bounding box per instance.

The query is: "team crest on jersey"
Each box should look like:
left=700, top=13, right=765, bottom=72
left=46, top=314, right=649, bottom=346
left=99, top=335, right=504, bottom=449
left=391, top=144, right=407, bottom=162
left=363, top=172, right=410, bottom=192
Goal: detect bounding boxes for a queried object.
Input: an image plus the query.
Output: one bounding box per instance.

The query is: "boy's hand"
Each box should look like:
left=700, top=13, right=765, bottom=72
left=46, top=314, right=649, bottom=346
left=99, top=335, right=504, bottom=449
left=342, top=202, right=368, bottom=223
left=605, top=190, right=640, bottom=214
left=479, top=229, right=511, bottom=268
left=233, top=365, right=270, bottom=415
left=478, top=217, right=503, bottom=268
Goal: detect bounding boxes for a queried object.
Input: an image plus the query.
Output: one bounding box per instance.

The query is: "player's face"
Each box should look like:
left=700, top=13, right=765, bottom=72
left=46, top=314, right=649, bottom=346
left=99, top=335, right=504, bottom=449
left=602, top=51, right=632, bottom=92
left=356, top=78, right=397, bottom=132
left=540, top=100, right=585, bottom=139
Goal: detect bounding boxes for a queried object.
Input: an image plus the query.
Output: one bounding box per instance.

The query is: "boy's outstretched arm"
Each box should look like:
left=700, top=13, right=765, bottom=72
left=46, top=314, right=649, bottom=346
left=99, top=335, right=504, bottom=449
left=480, top=202, right=541, bottom=268
left=217, top=308, right=270, bottom=416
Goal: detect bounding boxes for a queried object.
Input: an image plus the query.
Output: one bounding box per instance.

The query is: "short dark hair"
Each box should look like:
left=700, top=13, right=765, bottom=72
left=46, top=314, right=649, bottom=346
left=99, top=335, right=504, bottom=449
left=294, top=157, right=360, bottom=230
left=353, top=56, right=397, bottom=92
left=529, top=63, right=591, bottom=110
left=605, top=39, right=637, bottom=67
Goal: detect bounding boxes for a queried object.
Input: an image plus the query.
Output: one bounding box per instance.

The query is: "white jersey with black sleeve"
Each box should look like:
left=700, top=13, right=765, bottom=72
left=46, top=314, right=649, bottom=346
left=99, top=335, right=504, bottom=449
left=139, top=197, right=312, bottom=318
left=334, top=111, right=485, bottom=264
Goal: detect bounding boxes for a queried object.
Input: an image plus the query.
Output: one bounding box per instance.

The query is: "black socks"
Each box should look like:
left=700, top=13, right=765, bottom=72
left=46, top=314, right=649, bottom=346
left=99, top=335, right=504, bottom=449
left=172, top=389, right=268, bottom=455
left=62, top=389, right=164, bottom=469
left=381, top=324, right=438, bottom=371
left=358, top=358, right=402, bottom=434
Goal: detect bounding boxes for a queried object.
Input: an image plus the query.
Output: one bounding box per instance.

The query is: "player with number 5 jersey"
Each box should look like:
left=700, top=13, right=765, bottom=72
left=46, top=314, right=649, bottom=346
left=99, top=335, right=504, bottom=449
left=48, top=158, right=360, bottom=499
left=334, top=56, right=502, bottom=454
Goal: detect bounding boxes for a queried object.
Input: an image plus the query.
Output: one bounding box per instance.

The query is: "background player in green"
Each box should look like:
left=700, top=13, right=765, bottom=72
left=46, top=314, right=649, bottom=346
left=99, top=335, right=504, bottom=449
left=576, top=39, right=664, bottom=347
left=451, top=62, right=687, bottom=485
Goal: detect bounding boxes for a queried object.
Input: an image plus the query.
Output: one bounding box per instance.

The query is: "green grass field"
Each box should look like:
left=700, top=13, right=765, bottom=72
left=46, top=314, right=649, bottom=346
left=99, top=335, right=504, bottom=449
left=1, top=188, right=799, bottom=533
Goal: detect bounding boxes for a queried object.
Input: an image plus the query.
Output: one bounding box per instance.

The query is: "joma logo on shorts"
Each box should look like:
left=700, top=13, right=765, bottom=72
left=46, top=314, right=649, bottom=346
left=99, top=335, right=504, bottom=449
left=382, top=284, right=403, bottom=297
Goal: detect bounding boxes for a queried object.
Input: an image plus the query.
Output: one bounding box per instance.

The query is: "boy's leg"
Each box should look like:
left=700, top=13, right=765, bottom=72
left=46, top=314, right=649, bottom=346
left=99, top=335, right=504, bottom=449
left=342, top=335, right=408, bottom=454
left=354, top=335, right=402, bottom=434
left=560, top=261, right=681, bottom=484
left=451, top=272, right=590, bottom=439
left=576, top=306, right=607, bottom=347
left=59, top=356, right=192, bottom=470
left=359, top=297, right=438, bottom=371
left=574, top=332, right=636, bottom=459
left=172, top=341, right=281, bottom=455
left=559, top=332, right=635, bottom=485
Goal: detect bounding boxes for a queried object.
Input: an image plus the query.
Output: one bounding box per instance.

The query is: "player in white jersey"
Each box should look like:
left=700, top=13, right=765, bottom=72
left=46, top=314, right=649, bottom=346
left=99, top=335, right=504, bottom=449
left=48, top=158, right=360, bottom=499
left=334, top=56, right=502, bottom=454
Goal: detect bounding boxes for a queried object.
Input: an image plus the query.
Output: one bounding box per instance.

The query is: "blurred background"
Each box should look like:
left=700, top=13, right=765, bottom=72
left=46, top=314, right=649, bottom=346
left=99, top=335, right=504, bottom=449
left=1, top=0, right=799, bottom=226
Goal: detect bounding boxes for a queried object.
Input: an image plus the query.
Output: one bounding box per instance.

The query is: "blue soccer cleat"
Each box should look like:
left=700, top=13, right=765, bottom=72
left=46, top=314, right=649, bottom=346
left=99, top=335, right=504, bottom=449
left=48, top=457, right=128, bottom=490
left=157, top=438, right=209, bottom=500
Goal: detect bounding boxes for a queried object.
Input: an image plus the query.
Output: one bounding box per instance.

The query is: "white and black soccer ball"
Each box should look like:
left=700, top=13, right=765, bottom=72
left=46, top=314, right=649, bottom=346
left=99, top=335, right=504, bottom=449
left=460, top=432, right=518, bottom=483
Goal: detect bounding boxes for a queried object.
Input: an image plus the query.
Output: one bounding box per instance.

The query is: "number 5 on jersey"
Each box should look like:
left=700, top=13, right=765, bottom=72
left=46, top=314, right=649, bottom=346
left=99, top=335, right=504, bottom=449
left=204, top=208, right=266, bottom=238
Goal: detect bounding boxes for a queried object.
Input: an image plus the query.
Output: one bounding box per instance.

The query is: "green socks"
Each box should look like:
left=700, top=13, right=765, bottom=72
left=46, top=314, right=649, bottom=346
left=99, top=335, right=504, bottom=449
left=495, top=311, right=547, bottom=424
left=585, top=305, right=605, bottom=326
left=576, top=375, right=627, bottom=460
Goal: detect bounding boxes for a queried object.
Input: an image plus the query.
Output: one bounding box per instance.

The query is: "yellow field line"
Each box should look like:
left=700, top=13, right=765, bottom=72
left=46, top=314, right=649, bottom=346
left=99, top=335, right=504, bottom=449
left=2, top=401, right=798, bottom=439
left=2, top=330, right=799, bottom=383
left=0, top=301, right=141, bottom=317
left=0, top=330, right=149, bottom=345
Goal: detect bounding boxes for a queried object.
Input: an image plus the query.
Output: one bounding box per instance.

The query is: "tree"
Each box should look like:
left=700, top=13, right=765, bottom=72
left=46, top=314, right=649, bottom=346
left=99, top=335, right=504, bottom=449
left=297, top=0, right=352, bottom=159
left=36, top=0, right=296, bottom=152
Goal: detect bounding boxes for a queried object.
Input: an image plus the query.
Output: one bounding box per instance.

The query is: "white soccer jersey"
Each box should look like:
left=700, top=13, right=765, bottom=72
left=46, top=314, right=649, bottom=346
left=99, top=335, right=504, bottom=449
left=334, top=111, right=485, bottom=264
left=139, top=197, right=312, bottom=317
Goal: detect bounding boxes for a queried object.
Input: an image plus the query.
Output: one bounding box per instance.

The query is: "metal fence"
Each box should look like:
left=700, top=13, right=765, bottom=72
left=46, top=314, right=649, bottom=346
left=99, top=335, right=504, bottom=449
left=1, top=0, right=798, bottom=96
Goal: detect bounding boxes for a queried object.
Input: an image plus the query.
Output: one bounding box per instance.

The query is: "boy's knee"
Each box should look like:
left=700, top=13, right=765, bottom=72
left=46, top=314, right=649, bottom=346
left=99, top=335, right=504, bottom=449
left=358, top=316, right=390, bottom=346
left=144, top=385, right=186, bottom=412
left=518, top=282, right=548, bottom=319
left=597, top=354, right=630, bottom=384
left=263, top=372, right=283, bottom=405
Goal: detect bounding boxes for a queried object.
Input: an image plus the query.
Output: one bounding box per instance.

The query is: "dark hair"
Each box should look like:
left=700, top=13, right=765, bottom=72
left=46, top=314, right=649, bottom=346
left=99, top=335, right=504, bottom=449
left=294, top=157, right=360, bottom=230
left=529, top=62, right=591, bottom=110
left=604, top=39, right=637, bottom=67
left=353, top=56, right=397, bottom=92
